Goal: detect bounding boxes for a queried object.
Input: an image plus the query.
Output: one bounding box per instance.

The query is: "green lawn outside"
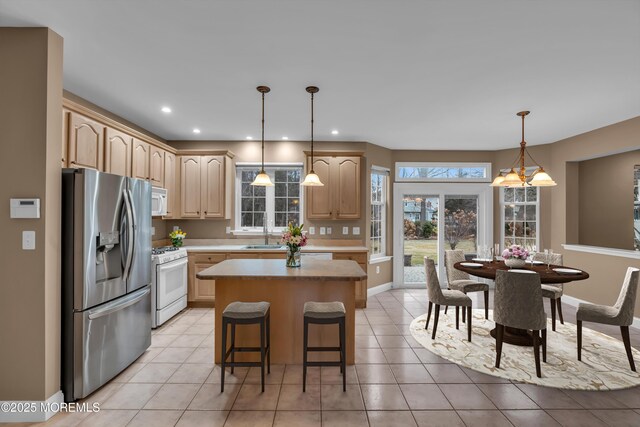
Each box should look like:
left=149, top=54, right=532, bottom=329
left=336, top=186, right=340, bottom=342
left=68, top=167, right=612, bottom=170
left=403, top=239, right=476, bottom=265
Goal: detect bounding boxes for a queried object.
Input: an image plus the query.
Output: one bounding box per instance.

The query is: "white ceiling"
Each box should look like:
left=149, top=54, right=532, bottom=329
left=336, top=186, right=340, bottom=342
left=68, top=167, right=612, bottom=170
left=1, top=0, right=639, bottom=150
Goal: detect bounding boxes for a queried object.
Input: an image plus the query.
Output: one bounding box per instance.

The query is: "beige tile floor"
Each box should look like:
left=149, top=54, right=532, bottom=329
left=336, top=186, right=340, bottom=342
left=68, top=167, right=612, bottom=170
left=14, top=289, right=640, bottom=427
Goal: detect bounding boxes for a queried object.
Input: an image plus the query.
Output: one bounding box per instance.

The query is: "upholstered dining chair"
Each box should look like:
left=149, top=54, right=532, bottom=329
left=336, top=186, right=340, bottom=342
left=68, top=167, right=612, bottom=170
left=494, top=270, right=547, bottom=378
left=532, top=252, right=564, bottom=331
left=424, top=257, right=473, bottom=342
left=444, top=249, right=490, bottom=321
left=577, top=267, right=639, bottom=372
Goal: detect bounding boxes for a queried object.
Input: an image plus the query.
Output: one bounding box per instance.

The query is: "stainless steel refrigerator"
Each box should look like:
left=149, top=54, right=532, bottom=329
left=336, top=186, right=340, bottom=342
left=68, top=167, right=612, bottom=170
left=61, top=168, right=152, bottom=401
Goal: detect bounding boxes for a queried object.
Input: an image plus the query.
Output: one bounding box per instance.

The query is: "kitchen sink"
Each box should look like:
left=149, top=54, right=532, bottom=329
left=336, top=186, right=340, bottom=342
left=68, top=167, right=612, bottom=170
left=241, top=244, right=286, bottom=250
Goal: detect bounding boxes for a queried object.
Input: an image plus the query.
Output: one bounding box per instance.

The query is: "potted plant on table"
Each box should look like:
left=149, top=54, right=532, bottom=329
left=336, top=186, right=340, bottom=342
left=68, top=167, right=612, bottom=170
left=281, top=222, right=308, bottom=268
left=501, top=244, right=529, bottom=268
left=169, top=228, right=186, bottom=247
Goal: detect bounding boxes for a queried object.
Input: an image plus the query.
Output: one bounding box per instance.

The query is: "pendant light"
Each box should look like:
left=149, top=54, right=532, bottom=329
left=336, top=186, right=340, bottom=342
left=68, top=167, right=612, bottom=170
left=490, top=111, right=557, bottom=187
left=251, top=86, right=274, bottom=186
left=301, top=86, right=324, bottom=186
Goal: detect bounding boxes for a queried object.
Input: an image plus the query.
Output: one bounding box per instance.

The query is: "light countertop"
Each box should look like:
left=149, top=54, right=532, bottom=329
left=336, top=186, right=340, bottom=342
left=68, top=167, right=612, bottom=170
left=184, top=245, right=368, bottom=253
left=197, top=259, right=368, bottom=281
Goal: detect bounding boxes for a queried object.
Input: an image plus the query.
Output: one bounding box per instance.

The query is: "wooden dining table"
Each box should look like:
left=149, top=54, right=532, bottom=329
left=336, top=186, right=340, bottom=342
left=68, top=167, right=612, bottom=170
left=454, top=260, right=589, bottom=346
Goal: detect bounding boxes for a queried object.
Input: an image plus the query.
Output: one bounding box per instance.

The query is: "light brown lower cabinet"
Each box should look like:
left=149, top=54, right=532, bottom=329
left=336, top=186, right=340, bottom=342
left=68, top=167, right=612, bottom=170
left=333, top=252, right=368, bottom=308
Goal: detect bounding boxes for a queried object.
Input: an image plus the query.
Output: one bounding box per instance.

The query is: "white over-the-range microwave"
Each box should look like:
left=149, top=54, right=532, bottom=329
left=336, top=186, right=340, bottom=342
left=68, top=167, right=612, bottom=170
left=151, top=187, right=168, bottom=216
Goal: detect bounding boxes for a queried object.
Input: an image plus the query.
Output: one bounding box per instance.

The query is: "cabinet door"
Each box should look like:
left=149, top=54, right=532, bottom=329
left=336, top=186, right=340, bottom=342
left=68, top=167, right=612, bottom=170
left=131, top=139, right=150, bottom=180
left=201, top=156, right=225, bottom=218
left=61, top=109, right=69, bottom=167
left=194, top=263, right=216, bottom=300
left=68, top=112, right=104, bottom=170
left=104, top=128, right=132, bottom=177
left=335, top=157, right=361, bottom=219
left=149, top=146, right=165, bottom=186
left=305, top=157, right=333, bottom=219
left=163, top=152, right=176, bottom=218
left=180, top=156, right=202, bottom=218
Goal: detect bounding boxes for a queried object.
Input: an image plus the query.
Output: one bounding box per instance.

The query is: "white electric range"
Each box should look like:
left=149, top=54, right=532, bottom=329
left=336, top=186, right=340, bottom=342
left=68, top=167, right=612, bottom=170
left=151, top=246, right=188, bottom=328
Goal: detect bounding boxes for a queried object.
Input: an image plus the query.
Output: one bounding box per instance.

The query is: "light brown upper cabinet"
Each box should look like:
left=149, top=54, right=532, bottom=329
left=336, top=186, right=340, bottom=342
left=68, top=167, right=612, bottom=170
left=163, top=152, right=176, bottom=218
left=68, top=112, right=105, bottom=170
left=305, top=155, right=361, bottom=220
left=179, top=154, right=232, bottom=219
left=131, top=139, right=150, bottom=180
left=61, top=109, right=69, bottom=167
left=149, top=146, right=165, bottom=187
left=104, top=128, right=132, bottom=177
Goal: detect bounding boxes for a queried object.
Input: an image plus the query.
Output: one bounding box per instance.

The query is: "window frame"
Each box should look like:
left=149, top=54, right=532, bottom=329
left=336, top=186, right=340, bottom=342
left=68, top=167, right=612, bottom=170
left=370, top=166, right=389, bottom=259
left=234, top=162, right=304, bottom=232
left=500, top=185, right=540, bottom=250
left=395, top=162, right=492, bottom=183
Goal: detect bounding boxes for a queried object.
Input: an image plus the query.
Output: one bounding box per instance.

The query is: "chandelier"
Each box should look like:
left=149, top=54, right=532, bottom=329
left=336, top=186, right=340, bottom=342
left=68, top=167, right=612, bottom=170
left=491, top=111, right=556, bottom=187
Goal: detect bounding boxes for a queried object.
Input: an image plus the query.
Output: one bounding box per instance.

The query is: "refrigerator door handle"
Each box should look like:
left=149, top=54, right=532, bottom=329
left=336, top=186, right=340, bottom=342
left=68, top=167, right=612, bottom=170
left=88, top=287, right=150, bottom=320
left=122, top=188, right=134, bottom=282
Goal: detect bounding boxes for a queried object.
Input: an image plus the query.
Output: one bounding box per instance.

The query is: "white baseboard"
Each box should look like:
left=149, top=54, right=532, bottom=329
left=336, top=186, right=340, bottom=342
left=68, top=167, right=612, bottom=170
left=0, top=390, right=64, bottom=423
left=561, top=294, right=640, bottom=330
left=368, top=282, right=393, bottom=297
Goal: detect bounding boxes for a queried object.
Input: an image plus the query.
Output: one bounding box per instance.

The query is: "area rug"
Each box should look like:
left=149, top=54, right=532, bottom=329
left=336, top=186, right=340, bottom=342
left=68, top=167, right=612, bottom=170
left=410, top=309, right=640, bottom=390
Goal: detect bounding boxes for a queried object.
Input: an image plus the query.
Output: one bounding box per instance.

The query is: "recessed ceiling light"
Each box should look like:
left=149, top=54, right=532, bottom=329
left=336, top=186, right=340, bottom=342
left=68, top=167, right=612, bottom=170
left=282, top=136, right=289, bottom=140
left=331, top=129, right=339, bottom=135
left=161, top=106, right=172, bottom=113
left=246, top=136, right=253, bottom=140
left=193, top=128, right=201, bottom=134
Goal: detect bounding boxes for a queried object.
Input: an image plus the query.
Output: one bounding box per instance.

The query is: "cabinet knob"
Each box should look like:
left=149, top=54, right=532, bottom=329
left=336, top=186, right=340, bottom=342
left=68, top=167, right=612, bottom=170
left=204, top=211, right=208, bottom=214
left=208, top=257, right=211, bottom=261
left=197, top=211, right=200, bottom=214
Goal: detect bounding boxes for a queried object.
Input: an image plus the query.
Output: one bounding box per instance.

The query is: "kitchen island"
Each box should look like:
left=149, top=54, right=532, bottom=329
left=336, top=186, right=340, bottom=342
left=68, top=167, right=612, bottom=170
left=197, top=258, right=367, bottom=364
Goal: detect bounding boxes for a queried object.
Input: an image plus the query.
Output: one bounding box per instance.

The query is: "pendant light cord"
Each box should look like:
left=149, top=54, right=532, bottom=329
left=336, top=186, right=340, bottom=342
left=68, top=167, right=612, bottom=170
left=261, top=91, right=265, bottom=172
left=310, top=91, right=315, bottom=168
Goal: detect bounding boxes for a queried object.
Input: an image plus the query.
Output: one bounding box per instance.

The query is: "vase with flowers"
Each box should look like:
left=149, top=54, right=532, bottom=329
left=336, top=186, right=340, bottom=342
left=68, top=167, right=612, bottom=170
left=281, top=222, right=308, bottom=267
left=501, top=244, right=529, bottom=268
left=169, top=228, right=186, bottom=247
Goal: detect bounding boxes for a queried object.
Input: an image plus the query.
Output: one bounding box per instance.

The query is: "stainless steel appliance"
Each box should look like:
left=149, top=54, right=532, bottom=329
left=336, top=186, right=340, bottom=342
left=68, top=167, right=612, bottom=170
left=151, top=246, right=188, bottom=328
left=61, top=168, right=152, bottom=402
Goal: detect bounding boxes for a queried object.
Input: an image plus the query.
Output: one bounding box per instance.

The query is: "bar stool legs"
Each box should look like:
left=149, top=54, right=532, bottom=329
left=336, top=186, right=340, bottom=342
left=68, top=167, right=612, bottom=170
left=220, top=310, right=271, bottom=393
left=303, top=316, right=346, bottom=392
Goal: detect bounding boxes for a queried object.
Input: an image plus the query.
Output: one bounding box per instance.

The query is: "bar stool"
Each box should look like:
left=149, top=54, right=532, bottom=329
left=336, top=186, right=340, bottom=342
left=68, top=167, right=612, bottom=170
left=303, top=301, right=346, bottom=392
left=221, top=301, right=271, bottom=392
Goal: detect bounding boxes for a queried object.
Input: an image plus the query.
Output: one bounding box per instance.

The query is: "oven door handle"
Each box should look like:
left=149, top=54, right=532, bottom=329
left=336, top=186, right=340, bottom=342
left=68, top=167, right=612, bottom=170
left=157, top=257, right=188, bottom=272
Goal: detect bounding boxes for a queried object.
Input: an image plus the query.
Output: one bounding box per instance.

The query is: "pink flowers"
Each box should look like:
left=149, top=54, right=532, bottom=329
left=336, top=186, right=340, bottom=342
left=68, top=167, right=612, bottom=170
left=280, top=223, right=308, bottom=249
left=502, top=245, right=529, bottom=260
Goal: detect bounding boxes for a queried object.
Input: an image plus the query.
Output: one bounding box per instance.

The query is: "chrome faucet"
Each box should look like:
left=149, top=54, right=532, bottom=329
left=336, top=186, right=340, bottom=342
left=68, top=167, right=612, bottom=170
left=263, top=212, right=269, bottom=245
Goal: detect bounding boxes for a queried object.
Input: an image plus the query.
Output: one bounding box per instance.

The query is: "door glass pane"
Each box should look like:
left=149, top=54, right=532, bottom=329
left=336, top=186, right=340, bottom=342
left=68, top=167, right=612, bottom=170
left=403, top=195, right=438, bottom=284
left=444, top=195, right=478, bottom=257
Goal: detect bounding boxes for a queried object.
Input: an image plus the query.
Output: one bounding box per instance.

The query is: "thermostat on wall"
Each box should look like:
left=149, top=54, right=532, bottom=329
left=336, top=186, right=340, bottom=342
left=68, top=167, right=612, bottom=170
left=10, top=198, right=40, bottom=219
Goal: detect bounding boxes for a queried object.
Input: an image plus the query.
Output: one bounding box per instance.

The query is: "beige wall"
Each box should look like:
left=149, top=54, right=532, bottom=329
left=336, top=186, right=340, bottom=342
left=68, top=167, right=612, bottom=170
left=578, top=150, right=639, bottom=250
left=0, top=28, right=63, bottom=401
left=549, top=117, right=640, bottom=307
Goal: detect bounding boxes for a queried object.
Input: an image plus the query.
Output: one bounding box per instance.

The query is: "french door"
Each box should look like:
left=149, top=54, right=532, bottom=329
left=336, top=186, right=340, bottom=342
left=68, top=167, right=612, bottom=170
left=393, top=183, right=493, bottom=286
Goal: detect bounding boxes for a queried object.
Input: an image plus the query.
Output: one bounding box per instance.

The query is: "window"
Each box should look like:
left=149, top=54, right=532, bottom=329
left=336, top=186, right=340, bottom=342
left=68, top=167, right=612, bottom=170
left=371, top=168, right=388, bottom=257
left=396, top=162, right=491, bottom=182
left=236, top=164, right=303, bottom=230
left=501, top=186, right=539, bottom=249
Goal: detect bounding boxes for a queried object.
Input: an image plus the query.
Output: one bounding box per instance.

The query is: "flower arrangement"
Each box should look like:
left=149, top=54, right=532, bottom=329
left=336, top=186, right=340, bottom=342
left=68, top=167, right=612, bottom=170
left=501, top=244, right=529, bottom=260
left=281, top=223, right=308, bottom=267
left=169, top=228, right=186, bottom=247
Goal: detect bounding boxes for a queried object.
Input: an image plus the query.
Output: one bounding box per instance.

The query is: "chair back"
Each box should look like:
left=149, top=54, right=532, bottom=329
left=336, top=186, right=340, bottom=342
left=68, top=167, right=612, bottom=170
left=494, top=270, right=546, bottom=330
left=445, top=249, right=470, bottom=283
left=424, top=257, right=445, bottom=305
left=532, top=252, right=563, bottom=265
left=613, top=267, right=640, bottom=326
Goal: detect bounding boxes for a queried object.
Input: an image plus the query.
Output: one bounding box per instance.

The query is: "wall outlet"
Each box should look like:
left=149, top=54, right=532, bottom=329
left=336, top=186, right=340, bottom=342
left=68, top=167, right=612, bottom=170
left=173, top=225, right=180, bottom=231
left=226, top=226, right=231, bottom=234
left=22, top=230, right=35, bottom=250
left=342, top=226, right=349, bottom=235
left=309, top=226, right=315, bottom=235
left=376, top=265, right=380, bottom=274
left=320, top=227, right=326, bottom=235
left=151, top=226, right=155, bottom=236
left=352, top=227, right=360, bottom=235
left=326, top=227, right=332, bottom=235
